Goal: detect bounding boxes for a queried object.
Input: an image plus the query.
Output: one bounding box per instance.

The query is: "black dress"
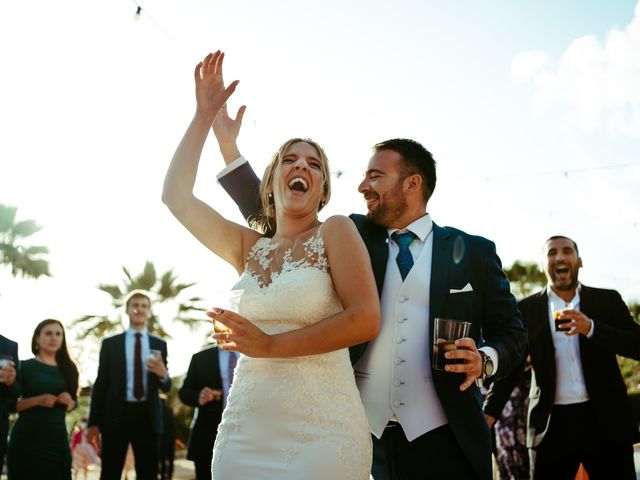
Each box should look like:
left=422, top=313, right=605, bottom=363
left=6, top=358, right=74, bottom=480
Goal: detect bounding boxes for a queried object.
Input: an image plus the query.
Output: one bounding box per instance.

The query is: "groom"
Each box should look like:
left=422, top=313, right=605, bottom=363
left=218, top=138, right=526, bottom=479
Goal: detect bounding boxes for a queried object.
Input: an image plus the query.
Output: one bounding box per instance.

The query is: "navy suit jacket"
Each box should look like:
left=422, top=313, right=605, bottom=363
left=178, top=346, right=224, bottom=462
left=88, top=332, right=171, bottom=435
left=219, top=162, right=527, bottom=479
left=0, top=335, right=19, bottom=456
left=484, top=286, right=640, bottom=448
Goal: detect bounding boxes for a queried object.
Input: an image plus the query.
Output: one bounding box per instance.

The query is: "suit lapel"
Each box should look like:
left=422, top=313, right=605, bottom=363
left=429, top=224, right=452, bottom=348
left=352, top=215, right=389, bottom=297
left=531, top=291, right=557, bottom=391
left=115, top=333, right=127, bottom=390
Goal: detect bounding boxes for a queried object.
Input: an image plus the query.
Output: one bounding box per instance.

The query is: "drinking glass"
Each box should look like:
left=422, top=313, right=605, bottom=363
left=210, top=289, right=244, bottom=345
left=432, top=318, right=471, bottom=371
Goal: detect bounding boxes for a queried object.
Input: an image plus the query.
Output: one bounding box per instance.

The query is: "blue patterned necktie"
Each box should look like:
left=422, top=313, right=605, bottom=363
left=393, top=231, right=416, bottom=281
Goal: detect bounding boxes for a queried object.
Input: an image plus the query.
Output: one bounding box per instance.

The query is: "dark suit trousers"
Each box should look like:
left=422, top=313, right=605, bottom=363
left=100, top=402, right=160, bottom=480
left=194, top=459, right=213, bottom=480
left=373, top=423, right=477, bottom=480
left=532, top=402, right=636, bottom=480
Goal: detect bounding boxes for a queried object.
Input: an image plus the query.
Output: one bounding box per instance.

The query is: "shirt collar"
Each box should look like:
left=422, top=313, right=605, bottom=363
left=126, top=327, right=148, bottom=337
left=546, top=282, right=582, bottom=303
left=387, top=213, right=433, bottom=242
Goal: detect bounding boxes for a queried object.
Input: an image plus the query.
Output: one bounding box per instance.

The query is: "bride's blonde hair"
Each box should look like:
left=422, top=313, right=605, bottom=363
left=252, top=138, right=332, bottom=235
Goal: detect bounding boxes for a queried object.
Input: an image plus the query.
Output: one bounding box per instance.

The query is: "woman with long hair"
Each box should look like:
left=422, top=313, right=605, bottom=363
left=6, top=319, right=79, bottom=479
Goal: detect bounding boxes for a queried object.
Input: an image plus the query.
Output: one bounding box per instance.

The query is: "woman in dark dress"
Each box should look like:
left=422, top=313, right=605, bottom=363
left=6, top=319, right=79, bottom=480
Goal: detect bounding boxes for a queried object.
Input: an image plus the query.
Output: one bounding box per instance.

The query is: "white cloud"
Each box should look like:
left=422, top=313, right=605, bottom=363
left=511, top=50, right=549, bottom=82
left=512, top=1, right=640, bottom=135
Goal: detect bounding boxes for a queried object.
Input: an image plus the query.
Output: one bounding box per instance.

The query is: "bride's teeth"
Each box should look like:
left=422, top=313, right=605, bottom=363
left=288, top=177, right=308, bottom=191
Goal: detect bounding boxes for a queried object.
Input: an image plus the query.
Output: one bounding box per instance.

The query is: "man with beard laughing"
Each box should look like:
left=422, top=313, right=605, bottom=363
left=484, top=236, right=640, bottom=479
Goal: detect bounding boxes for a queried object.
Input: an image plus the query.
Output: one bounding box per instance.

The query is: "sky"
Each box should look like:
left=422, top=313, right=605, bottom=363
left=1, top=0, right=639, bottom=384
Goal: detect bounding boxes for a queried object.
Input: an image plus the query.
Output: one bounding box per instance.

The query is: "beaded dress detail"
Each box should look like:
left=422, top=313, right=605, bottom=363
left=211, top=225, right=372, bottom=479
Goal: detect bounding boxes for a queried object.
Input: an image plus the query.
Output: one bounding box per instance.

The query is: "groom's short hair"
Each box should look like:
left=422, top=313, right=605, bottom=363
left=373, top=138, right=437, bottom=202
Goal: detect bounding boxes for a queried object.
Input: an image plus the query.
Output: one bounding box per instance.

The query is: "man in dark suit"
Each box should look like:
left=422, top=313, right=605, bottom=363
left=87, top=289, right=172, bottom=480
left=484, top=236, right=640, bottom=479
left=216, top=135, right=526, bottom=479
left=179, top=344, right=238, bottom=480
left=0, top=334, right=19, bottom=474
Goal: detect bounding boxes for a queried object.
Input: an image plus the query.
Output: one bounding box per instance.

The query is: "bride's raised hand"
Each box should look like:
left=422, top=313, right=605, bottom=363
left=207, top=308, right=273, bottom=357
left=194, top=50, right=239, bottom=123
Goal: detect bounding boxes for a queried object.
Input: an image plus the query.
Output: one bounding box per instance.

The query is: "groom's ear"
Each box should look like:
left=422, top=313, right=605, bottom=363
left=403, top=173, right=423, bottom=195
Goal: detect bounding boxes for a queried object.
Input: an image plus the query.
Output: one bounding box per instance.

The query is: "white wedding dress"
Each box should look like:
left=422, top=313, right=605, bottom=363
left=211, top=226, right=372, bottom=479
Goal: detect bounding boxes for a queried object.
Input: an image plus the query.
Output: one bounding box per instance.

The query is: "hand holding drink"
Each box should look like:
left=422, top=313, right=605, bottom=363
left=432, top=318, right=471, bottom=370
left=209, top=289, right=244, bottom=346
left=552, top=301, right=575, bottom=332
left=146, top=349, right=166, bottom=377
left=0, top=354, right=16, bottom=385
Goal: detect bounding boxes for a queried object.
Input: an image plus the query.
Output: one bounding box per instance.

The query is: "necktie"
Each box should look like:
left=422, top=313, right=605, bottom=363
left=224, top=352, right=238, bottom=407
left=393, top=231, right=416, bottom=281
left=134, top=332, right=144, bottom=400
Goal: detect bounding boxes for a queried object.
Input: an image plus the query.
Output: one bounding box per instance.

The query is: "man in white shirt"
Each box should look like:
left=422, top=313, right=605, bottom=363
left=87, top=290, right=172, bottom=480
left=484, top=236, right=640, bottom=479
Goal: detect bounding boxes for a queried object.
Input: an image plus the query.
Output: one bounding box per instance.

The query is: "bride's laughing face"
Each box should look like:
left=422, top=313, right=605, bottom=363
left=272, top=141, right=326, bottom=215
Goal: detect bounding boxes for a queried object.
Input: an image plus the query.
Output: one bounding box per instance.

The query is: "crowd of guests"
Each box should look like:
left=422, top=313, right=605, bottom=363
left=0, top=246, right=638, bottom=480
left=1, top=49, right=639, bottom=480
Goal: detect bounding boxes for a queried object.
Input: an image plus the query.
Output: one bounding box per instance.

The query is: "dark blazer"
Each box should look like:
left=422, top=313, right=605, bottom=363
left=219, top=162, right=527, bottom=479
left=484, top=286, right=640, bottom=448
left=88, top=332, right=171, bottom=435
left=0, top=335, right=19, bottom=457
left=178, top=346, right=224, bottom=462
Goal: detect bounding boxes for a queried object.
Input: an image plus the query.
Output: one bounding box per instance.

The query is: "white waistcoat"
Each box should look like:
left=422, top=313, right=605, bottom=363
left=355, top=237, right=447, bottom=441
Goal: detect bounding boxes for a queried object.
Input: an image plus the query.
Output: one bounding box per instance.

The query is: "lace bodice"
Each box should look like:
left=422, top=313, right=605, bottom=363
left=233, top=225, right=340, bottom=335
left=244, top=224, right=329, bottom=288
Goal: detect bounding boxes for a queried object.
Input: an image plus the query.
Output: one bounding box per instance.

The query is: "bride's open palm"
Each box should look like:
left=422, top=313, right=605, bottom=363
left=195, top=50, right=239, bottom=122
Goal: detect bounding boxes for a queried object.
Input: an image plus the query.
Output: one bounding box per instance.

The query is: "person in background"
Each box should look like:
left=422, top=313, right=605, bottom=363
left=159, top=395, right=176, bottom=480
left=0, top=334, right=19, bottom=474
left=179, top=343, right=237, bottom=480
left=71, top=417, right=101, bottom=480
left=87, top=289, right=171, bottom=480
left=484, top=236, right=640, bottom=479
left=6, top=319, right=79, bottom=479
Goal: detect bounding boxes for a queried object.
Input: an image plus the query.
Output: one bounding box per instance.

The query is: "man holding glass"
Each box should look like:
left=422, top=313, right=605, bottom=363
left=218, top=133, right=526, bottom=479
left=0, top=334, right=18, bottom=474
left=484, top=236, right=640, bottom=479
left=87, top=290, right=172, bottom=480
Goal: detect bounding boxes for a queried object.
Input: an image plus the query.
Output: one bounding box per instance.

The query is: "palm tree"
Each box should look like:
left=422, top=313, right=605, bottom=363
left=504, top=260, right=547, bottom=300
left=0, top=203, right=51, bottom=281
left=71, top=261, right=205, bottom=340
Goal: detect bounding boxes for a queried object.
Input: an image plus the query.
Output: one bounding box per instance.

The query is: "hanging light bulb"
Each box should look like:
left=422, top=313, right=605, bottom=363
left=134, top=6, right=142, bottom=21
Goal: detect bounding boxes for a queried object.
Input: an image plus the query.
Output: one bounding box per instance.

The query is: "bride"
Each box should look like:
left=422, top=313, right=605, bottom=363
left=162, top=51, right=380, bottom=479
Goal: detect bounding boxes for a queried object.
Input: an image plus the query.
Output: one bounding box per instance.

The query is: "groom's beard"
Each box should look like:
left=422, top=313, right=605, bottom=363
left=365, top=182, right=407, bottom=228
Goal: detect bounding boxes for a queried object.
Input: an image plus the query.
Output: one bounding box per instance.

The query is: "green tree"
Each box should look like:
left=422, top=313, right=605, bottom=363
left=0, top=203, right=50, bottom=281
left=71, top=261, right=205, bottom=340
left=504, top=260, right=547, bottom=300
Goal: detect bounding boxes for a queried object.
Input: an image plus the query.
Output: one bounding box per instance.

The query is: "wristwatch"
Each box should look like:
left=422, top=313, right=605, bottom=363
left=479, top=351, right=495, bottom=379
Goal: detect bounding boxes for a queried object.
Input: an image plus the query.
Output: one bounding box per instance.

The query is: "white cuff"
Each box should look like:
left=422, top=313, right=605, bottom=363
left=586, top=318, right=595, bottom=338
left=216, top=156, right=247, bottom=180
left=478, top=346, right=499, bottom=377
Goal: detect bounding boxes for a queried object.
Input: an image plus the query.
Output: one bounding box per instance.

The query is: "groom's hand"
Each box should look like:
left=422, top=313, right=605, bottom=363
left=443, top=337, right=482, bottom=391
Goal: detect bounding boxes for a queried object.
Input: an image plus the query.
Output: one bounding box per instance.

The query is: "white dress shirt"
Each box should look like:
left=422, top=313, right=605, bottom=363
left=125, top=328, right=150, bottom=402
left=547, top=285, right=592, bottom=404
